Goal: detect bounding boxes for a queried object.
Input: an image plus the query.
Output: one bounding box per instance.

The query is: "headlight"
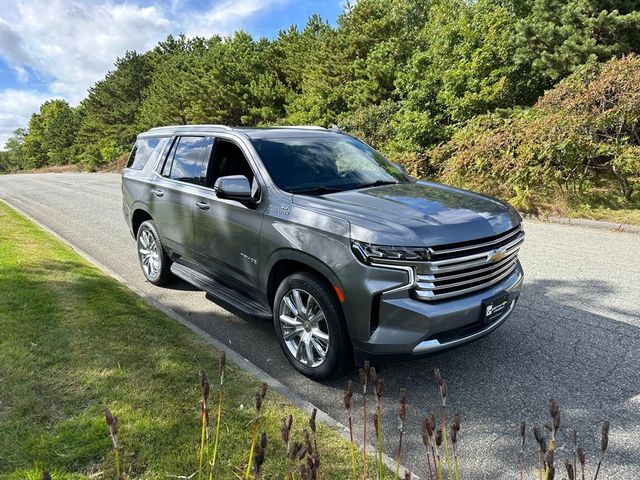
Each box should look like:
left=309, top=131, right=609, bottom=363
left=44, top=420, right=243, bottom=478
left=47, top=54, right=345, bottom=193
left=351, top=240, right=431, bottom=264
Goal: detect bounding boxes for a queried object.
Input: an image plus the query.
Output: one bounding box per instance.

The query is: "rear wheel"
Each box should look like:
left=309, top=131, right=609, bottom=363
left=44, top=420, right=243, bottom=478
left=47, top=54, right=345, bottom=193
left=273, top=272, right=349, bottom=379
left=136, top=220, right=171, bottom=286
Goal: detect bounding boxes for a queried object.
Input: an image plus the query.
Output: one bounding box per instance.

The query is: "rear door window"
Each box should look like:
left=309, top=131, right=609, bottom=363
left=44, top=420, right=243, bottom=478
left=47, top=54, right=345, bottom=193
left=127, top=137, right=165, bottom=170
left=164, top=136, right=214, bottom=185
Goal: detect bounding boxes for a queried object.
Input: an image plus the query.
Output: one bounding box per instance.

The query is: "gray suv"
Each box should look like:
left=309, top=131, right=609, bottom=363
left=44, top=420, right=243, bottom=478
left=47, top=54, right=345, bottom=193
left=122, top=125, right=524, bottom=379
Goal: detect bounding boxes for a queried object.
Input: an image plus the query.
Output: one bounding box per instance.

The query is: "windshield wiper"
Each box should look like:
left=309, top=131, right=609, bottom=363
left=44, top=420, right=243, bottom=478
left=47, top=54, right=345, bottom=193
left=354, top=180, right=398, bottom=189
left=289, top=186, right=346, bottom=195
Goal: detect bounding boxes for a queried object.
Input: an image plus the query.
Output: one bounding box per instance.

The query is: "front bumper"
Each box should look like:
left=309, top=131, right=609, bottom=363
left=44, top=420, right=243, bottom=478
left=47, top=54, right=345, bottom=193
left=350, top=261, right=523, bottom=362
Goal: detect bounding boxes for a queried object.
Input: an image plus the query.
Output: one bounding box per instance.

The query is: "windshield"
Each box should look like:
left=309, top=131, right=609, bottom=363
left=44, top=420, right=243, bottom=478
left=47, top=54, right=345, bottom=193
left=251, top=135, right=407, bottom=194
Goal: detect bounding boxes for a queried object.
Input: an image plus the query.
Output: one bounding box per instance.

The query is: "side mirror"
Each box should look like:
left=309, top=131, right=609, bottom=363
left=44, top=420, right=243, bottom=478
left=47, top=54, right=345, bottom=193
left=214, top=175, right=252, bottom=201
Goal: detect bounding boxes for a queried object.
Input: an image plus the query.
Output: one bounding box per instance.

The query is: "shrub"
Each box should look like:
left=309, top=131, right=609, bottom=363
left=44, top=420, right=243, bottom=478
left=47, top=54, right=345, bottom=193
left=424, top=55, right=640, bottom=212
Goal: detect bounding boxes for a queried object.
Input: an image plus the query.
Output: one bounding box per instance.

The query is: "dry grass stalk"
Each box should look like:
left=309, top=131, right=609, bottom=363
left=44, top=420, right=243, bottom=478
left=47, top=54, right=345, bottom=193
left=450, top=414, right=461, bottom=480
left=209, top=351, right=226, bottom=480
left=245, top=383, right=268, bottom=480
left=198, top=369, right=210, bottom=480
left=395, top=388, right=407, bottom=480
left=571, top=429, right=577, bottom=480
left=104, top=408, right=122, bottom=480
left=433, top=369, right=452, bottom=480
left=434, top=428, right=443, bottom=480
left=252, top=432, right=267, bottom=479
left=359, top=361, right=370, bottom=480
left=421, top=416, right=435, bottom=480
left=577, top=447, right=586, bottom=480
left=519, top=421, right=526, bottom=480
left=593, top=421, right=609, bottom=480
left=344, top=380, right=357, bottom=479
left=565, top=459, right=575, bottom=480
left=371, top=368, right=384, bottom=480
left=533, top=425, right=546, bottom=480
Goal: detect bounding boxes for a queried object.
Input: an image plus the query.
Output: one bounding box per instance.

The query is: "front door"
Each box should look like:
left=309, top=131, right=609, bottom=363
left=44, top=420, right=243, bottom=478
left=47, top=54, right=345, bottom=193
left=192, top=138, right=264, bottom=291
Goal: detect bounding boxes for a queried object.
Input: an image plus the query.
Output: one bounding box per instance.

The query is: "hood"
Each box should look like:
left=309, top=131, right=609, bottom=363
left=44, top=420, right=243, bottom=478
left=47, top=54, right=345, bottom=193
left=292, top=180, right=521, bottom=246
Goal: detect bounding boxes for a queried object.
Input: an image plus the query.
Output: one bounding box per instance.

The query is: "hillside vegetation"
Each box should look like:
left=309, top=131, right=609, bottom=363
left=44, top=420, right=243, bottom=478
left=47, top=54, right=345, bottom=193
left=1, top=0, right=639, bottom=217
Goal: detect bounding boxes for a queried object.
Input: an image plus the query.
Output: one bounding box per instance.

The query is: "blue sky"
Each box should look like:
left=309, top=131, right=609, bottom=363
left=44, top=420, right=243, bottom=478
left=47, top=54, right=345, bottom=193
left=0, top=0, right=345, bottom=147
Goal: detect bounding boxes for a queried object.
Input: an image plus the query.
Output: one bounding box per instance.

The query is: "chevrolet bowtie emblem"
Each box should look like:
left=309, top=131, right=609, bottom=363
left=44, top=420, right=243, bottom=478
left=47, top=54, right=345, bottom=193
left=487, top=248, right=507, bottom=263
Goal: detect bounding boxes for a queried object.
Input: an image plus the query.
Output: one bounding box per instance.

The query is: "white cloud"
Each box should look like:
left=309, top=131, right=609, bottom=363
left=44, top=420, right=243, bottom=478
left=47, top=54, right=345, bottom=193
left=0, top=89, right=52, bottom=147
left=0, top=0, right=287, bottom=149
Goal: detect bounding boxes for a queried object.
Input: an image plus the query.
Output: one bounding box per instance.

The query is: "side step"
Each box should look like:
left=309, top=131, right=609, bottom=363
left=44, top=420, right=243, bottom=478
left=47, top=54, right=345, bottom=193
left=171, top=262, right=272, bottom=318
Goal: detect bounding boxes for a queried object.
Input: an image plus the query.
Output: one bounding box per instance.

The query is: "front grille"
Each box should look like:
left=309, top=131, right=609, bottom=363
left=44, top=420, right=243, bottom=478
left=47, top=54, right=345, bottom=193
left=414, top=225, right=524, bottom=301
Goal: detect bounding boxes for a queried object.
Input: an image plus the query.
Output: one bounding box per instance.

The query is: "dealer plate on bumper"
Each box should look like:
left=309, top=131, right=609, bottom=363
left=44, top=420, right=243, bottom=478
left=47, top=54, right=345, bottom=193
left=481, top=291, right=510, bottom=325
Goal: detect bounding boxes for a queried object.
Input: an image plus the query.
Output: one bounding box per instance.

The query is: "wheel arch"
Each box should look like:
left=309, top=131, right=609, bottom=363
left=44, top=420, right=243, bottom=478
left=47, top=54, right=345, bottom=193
left=131, top=208, right=153, bottom=237
left=264, top=250, right=349, bottom=321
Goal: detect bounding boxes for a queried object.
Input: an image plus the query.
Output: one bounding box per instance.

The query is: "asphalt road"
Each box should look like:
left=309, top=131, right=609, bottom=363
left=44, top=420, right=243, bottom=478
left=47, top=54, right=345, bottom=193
left=1, top=172, right=639, bottom=479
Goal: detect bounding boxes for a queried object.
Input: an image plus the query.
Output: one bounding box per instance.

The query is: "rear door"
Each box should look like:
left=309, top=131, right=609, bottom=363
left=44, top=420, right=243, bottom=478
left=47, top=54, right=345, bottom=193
left=152, top=136, right=213, bottom=257
left=191, top=137, right=265, bottom=290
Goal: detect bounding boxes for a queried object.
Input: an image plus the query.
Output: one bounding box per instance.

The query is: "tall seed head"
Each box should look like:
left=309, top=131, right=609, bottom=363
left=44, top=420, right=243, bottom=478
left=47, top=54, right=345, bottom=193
left=399, top=388, right=407, bottom=422
left=428, top=411, right=436, bottom=435
left=577, top=447, right=585, bottom=466
left=370, top=366, right=377, bottom=386
left=601, top=421, right=610, bottom=453
left=552, top=412, right=560, bottom=432
left=344, top=380, right=354, bottom=409
left=261, top=431, right=267, bottom=450
left=433, top=368, right=443, bottom=386
left=405, top=472, right=411, bottom=480
left=376, top=378, right=384, bottom=401
left=435, top=428, right=442, bottom=447
left=255, top=392, right=262, bottom=412
left=310, top=408, right=317, bottom=435
left=104, top=408, right=113, bottom=427
left=519, top=421, right=526, bottom=448
left=565, top=459, right=575, bottom=480
left=260, top=382, right=268, bottom=399
left=43, top=471, right=51, bottom=480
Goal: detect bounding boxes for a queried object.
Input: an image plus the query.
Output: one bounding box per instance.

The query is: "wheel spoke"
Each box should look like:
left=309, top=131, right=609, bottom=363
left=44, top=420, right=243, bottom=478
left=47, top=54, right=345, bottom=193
left=304, top=339, right=315, bottom=365
left=310, top=337, right=327, bottom=360
left=295, top=339, right=305, bottom=361
left=279, top=314, right=301, bottom=327
left=293, top=290, right=306, bottom=316
left=310, top=328, right=329, bottom=342
left=284, top=327, right=303, bottom=341
left=283, top=295, right=298, bottom=317
left=308, top=310, right=325, bottom=324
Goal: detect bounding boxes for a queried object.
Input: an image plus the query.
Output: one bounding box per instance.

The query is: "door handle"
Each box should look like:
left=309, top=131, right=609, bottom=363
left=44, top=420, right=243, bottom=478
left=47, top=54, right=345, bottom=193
left=195, top=201, right=210, bottom=211
left=151, top=189, right=164, bottom=198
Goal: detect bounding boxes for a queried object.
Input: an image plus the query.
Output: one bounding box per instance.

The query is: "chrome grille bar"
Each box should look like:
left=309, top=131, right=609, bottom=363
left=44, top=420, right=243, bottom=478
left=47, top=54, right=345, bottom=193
left=412, top=226, right=524, bottom=301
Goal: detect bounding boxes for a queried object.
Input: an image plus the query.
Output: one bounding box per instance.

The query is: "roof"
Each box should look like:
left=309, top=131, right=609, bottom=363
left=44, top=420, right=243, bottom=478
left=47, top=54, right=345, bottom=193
left=141, top=124, right=344, bottom=140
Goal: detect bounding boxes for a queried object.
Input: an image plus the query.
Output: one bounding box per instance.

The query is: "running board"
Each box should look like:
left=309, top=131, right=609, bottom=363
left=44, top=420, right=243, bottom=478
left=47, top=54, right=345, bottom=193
left=171, top=262, right=272, bottom=318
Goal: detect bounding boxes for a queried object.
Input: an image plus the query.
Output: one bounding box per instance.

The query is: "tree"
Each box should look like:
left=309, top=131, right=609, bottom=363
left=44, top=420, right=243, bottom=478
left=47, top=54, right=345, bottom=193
left=515, top=0, right=640, bottom=95
left=1, top=128, right=27, bottom=171
left=22, top=100, right=79, bottom=168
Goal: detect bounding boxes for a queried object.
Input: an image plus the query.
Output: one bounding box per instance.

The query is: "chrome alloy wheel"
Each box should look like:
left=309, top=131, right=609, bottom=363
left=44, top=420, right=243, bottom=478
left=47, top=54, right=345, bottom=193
left=138, top=228, right=160, bottom=279
left=278, top=288, right=330, bottom=368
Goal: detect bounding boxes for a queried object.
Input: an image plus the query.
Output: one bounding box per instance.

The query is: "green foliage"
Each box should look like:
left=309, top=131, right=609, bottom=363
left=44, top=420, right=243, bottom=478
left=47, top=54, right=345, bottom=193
left=515, top=0, right=640, bottom=99
left=21, top=100, right=79, bottom=168
left=424, top=55, right=640, bottom=211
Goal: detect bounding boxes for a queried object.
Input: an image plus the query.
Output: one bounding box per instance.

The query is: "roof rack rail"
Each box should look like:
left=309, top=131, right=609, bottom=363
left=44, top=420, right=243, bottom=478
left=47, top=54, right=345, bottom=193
left=270, top=125, right=327, bottom=130
left=148, top=124, right=233, bottom=131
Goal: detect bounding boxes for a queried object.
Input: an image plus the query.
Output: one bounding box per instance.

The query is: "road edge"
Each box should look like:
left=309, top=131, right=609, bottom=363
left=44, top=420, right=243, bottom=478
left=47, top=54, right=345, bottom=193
left=0, top=198, right=417, bottom=478
left=524, top=213, right=640, bottom=234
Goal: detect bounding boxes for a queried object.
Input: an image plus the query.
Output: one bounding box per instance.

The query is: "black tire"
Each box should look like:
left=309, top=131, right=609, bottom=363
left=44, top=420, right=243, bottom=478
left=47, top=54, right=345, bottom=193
left=273, top=272, right=350, bottom=379
left=136, top=220, right=172, bottom=286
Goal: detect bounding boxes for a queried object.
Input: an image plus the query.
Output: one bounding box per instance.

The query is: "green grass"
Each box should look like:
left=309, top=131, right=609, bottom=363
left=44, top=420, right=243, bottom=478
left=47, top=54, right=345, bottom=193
left=0, top=201, right=374, bottom=479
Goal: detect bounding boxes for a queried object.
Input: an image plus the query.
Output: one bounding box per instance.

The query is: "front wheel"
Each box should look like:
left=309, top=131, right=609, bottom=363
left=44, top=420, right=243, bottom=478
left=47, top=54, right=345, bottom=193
left=273, top=272, right=350, bottom=379
left=136, top=220, right=171, bottom=286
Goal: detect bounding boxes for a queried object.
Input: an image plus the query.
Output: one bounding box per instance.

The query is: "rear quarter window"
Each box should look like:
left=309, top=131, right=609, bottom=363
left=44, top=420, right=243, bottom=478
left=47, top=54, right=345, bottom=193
left=127, top=137, right=165, bottom=170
